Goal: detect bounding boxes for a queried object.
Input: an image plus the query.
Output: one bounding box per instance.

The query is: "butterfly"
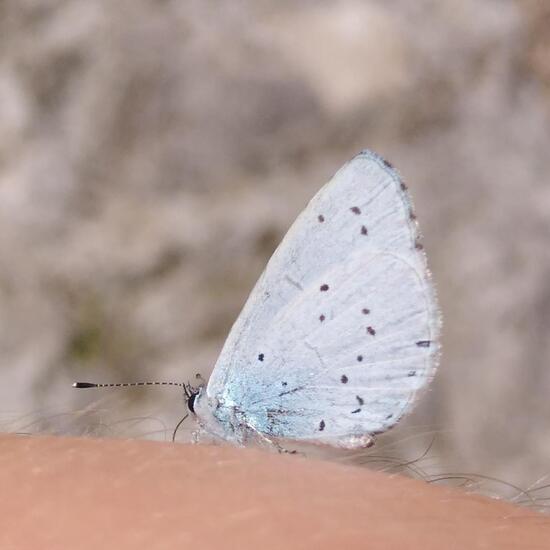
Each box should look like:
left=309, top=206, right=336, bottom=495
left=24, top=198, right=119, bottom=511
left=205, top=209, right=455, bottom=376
left=75, top=150, right=440, bottom=450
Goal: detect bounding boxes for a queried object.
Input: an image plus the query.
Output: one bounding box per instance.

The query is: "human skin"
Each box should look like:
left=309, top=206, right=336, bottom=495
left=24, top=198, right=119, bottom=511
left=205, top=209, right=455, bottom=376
left=0, top=434, right=548, bottom=549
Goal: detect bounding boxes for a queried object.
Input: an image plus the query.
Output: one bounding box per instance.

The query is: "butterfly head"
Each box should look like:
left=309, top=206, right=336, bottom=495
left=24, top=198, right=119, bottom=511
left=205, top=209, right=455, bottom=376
left=185, top=386, right=200, bottom=414
left=184, top=373, right=206, bottom=415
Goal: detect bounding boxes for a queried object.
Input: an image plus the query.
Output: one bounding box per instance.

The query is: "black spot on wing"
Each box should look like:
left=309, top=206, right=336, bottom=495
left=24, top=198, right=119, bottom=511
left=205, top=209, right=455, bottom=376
left=319, top=420, right=326, bottom=431
left=350, top=206, right=361, bottom=215
left=416, top=340, right=431, bottom=348
left=361, top=225, right=368, bottom=235
left=320, top=284, right=329, bottom=292
left=318, top=214, right=325, bottom=223
left=367, top=326, right=376, bottom=336
left=258, top=353, right=264, bottom=362
left=341, top=375, right=348, bottom=384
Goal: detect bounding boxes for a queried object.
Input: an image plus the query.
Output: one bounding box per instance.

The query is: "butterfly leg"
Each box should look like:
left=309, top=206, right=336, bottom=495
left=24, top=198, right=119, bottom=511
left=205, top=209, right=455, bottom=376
left=245, top=424, right=298, bottom=454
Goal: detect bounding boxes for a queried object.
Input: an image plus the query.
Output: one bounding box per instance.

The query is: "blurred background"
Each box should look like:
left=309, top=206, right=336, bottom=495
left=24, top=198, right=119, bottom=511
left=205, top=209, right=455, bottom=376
left=1, top=0, right=550, bottom=503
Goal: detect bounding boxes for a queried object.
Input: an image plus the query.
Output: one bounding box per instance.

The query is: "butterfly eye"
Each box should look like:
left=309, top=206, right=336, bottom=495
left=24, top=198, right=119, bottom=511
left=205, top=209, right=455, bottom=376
left=187, top=392, right=197, bottom=414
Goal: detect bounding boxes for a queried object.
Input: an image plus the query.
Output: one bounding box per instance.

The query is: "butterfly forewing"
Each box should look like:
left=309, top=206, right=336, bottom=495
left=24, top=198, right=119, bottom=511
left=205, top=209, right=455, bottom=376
left=204, top=150, right=440, bottom=448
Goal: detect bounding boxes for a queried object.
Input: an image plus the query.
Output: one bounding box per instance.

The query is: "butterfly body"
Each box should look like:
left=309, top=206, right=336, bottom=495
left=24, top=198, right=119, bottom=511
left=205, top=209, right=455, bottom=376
left=192, top=150, right=440, bottom=450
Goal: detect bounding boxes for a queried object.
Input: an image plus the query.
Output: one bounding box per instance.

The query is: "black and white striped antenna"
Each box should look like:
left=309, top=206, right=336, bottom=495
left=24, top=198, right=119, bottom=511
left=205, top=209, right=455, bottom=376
left=73, top=380, right=190, bottom=396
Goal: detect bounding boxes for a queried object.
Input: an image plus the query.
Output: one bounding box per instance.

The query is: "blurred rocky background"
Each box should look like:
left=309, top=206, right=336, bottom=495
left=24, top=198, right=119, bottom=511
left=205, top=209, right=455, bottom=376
left=1, top=0, right=550, bottom=504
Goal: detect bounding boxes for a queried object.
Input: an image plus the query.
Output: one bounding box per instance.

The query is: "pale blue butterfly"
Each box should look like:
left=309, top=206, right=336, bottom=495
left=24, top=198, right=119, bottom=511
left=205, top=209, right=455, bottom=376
left=75, top=150, right=440, bottom=450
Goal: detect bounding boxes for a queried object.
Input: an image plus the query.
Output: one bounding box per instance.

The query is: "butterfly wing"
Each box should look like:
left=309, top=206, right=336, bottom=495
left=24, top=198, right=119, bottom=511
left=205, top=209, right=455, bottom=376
left=203, top=150, right=440, bottom=448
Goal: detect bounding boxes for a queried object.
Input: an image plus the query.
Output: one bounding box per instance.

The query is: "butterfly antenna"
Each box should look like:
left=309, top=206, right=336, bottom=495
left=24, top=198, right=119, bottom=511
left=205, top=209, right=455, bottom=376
left=73, top=381, right=198, bottom=401
left=73, top=381, right=187, bottom=389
